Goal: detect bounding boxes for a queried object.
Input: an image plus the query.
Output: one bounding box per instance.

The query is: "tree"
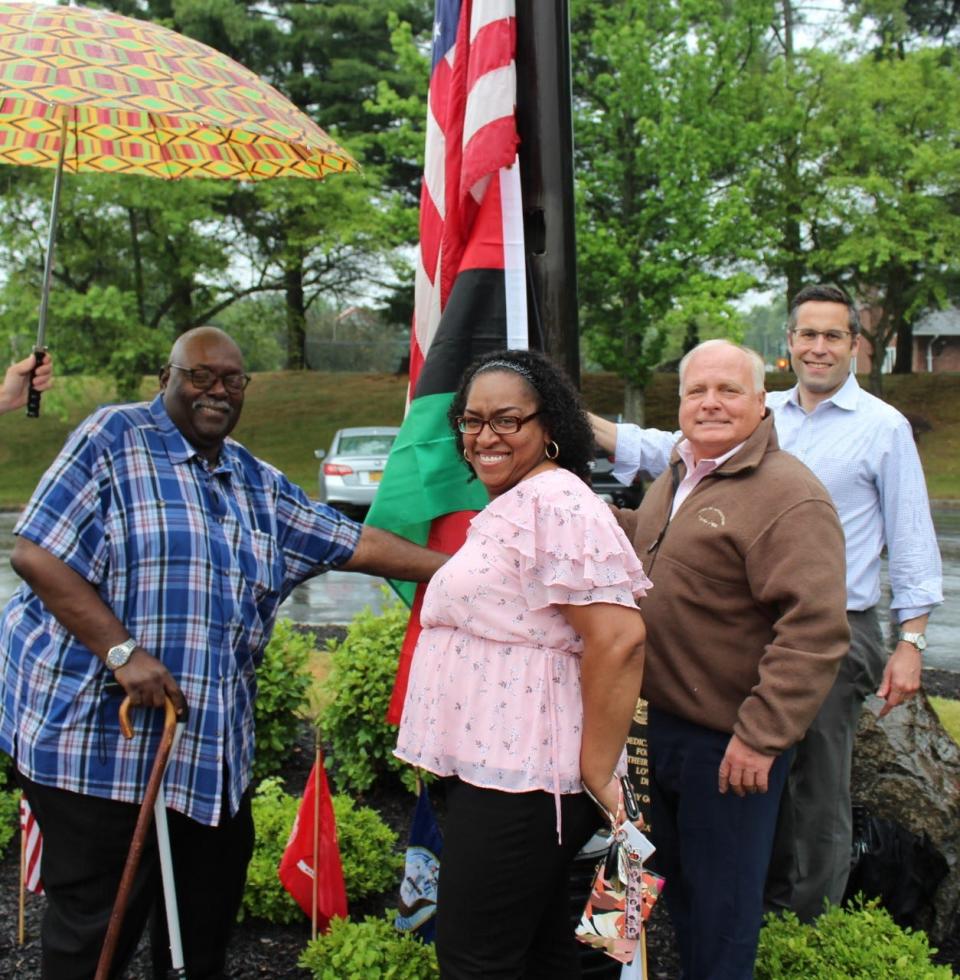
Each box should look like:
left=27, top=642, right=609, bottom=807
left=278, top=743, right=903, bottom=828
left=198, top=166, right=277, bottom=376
left=571, top=0, right=773, bottom=422
left=805, top=47, right=960, bottom=392
left=0, top=170, right=240, bottom=394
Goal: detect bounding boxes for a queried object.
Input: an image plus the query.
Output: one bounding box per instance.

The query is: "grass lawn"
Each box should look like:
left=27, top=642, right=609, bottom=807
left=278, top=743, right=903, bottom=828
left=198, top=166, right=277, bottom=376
left=1, top=369, right=957, bottom=509
left=930, top=696, right=960, bottom=745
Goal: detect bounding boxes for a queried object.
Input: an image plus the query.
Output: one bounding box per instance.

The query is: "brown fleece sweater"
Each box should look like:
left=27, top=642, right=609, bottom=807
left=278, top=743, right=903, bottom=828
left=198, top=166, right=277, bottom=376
left=616, top=412, right=849, bottom=756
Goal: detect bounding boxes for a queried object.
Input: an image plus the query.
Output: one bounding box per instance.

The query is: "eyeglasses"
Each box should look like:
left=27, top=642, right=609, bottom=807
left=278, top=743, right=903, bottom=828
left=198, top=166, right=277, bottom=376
left=456, top=411, right=542, bottom=435
left=167, top=364, right=251, bottom=392
left=789, top=328, right=853, bottom=347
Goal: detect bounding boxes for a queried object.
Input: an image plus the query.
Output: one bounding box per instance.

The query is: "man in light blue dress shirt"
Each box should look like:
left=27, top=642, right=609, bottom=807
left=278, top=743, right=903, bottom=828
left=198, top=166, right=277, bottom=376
left=590, top=283, right=943, bottom=922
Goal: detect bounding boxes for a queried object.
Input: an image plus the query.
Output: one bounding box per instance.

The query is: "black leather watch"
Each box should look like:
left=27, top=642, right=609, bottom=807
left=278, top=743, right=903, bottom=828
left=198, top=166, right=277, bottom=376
left=897, top=630, right=927, bottom=652
left=105, top=638, right=137, bottom=671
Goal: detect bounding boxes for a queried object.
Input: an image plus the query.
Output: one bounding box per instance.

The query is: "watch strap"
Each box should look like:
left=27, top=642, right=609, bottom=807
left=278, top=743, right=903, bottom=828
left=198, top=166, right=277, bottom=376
left=897, top=630, right=927, bottom=652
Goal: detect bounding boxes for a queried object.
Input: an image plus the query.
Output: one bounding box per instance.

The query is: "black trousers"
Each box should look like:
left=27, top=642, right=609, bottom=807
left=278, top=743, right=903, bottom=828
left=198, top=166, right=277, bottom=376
left=18, top=772, right=254, bottom=980
left=436, top=778, right=600, bottom=980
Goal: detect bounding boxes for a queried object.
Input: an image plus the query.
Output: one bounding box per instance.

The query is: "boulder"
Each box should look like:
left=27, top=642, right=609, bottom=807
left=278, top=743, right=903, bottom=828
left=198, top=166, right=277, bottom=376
left=851, top=691, right=960, bottom=942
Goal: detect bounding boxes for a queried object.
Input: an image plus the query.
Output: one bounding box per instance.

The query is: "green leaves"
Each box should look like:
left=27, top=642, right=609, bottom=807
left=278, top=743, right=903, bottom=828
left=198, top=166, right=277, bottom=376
left=318, top=598, right=414, bottom=794
left=756, top=898, right=954, bottom=978
left=299, top=912, right=439, bottom=979
left=253, top=619, right=315, bottom=781
left=572, top=0, right=773, bottom=415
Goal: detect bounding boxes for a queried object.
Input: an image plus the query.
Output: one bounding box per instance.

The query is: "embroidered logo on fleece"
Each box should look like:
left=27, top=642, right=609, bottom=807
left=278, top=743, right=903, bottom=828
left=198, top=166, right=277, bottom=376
left=696, top=507, right=725, bottom=528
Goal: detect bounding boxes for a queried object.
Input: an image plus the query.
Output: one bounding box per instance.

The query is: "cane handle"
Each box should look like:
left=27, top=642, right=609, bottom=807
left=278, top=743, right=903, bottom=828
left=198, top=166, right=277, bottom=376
left=118, top=695, right=177, bottom=740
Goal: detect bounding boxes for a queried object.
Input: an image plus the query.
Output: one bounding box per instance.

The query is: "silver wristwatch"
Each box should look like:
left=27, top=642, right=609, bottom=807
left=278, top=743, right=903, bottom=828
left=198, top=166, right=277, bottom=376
left=105, top=638, right=137, bottom=671
left=898, top=631, right=927, bottom=652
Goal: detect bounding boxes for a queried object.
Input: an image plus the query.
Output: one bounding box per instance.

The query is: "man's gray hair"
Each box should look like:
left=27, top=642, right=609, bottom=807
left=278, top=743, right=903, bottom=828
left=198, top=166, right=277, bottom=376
left=678, top=339, right=765, bottom=394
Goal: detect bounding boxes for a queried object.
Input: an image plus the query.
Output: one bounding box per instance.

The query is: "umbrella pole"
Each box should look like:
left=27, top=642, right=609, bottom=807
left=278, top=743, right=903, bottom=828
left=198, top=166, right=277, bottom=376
left=27, top=113, right=68, bottom=419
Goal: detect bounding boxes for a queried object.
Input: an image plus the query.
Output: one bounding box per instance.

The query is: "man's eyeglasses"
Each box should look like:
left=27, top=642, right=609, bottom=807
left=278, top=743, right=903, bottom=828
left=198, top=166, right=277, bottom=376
left=456, top=411, right=541, bottom=435
left=167, top=364, right=251, bottom=392
left=789, top=328, right=853, bottom=347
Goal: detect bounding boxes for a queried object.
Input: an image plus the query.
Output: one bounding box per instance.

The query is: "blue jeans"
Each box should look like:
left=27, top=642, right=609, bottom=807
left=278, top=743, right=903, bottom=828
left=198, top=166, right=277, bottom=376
left=648, top=708, right=792, bottom=980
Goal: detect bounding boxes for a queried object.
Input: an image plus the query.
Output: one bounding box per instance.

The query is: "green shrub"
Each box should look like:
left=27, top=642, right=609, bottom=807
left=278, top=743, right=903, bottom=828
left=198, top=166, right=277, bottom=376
left=242, top=777, right=404, bottom=924
left=299, top=912, right=439, bottom=979
left=0, top=788, right=17, bottom=857
left=254, top=619, right=314, bottom=780
left=332, top=793, right=403, bottom=902
left=756, top=898, right=953, bottom=979
left=242, top=776, right=302, bottom=924
left=318, top=599, right=413, bottom=793
left=0, top=752, right=17, bottom=857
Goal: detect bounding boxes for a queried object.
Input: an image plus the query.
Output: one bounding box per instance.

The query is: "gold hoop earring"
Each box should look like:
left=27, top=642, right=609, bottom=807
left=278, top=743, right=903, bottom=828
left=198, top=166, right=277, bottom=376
left=463, top=448, right=470, bottom=462
left=545, top=441, right=559, bottom=460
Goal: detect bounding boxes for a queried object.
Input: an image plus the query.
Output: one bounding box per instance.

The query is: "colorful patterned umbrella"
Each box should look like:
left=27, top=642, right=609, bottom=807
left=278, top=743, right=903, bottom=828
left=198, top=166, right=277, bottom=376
left=0, top=1, right=358, bottom=414
left=0, top=1, right=358, bottom=180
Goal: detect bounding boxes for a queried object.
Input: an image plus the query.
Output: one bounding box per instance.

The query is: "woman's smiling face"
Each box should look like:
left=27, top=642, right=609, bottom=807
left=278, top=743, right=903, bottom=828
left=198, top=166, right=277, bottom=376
left=461, top=370, right=551, bottom=498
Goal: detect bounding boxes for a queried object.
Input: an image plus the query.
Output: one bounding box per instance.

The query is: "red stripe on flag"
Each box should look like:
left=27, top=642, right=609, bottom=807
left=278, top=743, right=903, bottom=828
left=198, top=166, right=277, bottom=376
left=458, top=171, right=506, bottom=272
left=464, top=17, right=515, bottom=91
left=20, top=796, right=43, bottom=895
left=386, top=510, right=479, bottom=725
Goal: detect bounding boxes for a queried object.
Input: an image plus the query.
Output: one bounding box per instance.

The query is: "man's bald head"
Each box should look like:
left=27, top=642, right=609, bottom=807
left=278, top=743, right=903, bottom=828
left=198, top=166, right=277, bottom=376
left=161, top=327, right=246, bottom=463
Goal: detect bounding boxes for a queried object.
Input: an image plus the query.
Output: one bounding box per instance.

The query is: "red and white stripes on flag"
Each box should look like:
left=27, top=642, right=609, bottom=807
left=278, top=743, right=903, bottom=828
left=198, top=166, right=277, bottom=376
left=367, top=0, right=528, bottom=724
left=20, top=796, right=43, bottom=895
left=410, top=0, right=526, bottom=391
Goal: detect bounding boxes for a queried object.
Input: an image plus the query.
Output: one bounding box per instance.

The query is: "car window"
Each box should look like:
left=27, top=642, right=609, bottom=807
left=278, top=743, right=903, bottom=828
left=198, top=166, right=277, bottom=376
left=337, top=435, right=396, bottom=455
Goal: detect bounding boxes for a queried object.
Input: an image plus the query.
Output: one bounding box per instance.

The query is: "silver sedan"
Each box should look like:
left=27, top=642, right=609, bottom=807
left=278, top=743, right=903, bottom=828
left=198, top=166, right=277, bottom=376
left=315, top=426, right=400, bottom=515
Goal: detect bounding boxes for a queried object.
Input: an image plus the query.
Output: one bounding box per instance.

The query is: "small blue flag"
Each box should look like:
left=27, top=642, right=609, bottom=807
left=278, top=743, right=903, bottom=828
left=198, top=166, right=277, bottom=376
left=395, top=781, right=443, bottom=942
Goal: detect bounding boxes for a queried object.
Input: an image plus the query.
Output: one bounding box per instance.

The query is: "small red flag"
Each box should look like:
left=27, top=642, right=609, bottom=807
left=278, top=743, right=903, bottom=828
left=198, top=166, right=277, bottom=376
left=20, top=796, right=43, bottom=895
left=277, top=759, right=347, bottom=930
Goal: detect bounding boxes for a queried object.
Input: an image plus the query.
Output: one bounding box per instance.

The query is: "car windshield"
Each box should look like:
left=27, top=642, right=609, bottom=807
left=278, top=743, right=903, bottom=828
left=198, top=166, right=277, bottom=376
left=337, top=435, right=396, bottom=455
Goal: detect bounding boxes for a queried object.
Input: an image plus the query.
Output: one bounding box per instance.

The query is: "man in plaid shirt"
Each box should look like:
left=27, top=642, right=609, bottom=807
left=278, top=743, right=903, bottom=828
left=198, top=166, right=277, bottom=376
left=0, top=326, right=444, bottom=979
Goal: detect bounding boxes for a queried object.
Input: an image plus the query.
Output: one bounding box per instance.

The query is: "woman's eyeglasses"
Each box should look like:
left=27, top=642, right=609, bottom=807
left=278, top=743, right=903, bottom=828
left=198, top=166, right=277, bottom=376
left=456, top=411, right=541, bottom=435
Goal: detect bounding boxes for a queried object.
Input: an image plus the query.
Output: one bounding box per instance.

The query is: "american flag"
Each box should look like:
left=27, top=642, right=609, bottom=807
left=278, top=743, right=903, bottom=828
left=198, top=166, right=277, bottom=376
left=366, top=0, right=528, bottom=723
left=411, top=0, right=526, bottom=383
left=20, top=796, right=43, bottom=895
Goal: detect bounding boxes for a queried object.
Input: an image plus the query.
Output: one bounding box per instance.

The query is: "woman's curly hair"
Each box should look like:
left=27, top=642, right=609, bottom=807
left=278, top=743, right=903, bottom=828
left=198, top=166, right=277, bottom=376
left=448, top=348, right=595, bottom=485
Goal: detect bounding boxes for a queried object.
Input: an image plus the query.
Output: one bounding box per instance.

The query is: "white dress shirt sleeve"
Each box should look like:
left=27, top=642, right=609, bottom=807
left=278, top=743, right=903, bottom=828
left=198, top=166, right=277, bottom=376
left=612, top=424, right=680, bottom=486
left=877, top=416, right=943, bottom=621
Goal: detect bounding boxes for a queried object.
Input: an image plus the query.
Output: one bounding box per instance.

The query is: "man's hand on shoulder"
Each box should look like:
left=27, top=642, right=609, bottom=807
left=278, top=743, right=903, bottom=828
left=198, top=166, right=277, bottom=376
left=718, top=734, right=775, bottom=797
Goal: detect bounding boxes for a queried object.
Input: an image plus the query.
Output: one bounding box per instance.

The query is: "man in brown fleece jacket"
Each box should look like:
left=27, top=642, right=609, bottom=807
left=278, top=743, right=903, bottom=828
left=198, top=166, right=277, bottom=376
left=614, top=339, right=849, bottom=980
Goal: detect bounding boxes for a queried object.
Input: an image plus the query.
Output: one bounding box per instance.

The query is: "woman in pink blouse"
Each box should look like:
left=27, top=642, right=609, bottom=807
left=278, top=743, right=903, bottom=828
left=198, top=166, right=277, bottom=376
left=395, top=349, right=650, bottom=978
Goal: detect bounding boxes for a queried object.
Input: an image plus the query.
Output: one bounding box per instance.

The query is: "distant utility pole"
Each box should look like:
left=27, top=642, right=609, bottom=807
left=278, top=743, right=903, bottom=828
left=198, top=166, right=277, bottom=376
left=515, top=0, right=580, bottom=388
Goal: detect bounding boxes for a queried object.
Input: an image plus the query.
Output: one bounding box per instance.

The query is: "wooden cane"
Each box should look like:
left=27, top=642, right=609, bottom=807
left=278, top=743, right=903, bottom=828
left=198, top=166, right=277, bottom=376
left=94, top=697, right=178, bottom=980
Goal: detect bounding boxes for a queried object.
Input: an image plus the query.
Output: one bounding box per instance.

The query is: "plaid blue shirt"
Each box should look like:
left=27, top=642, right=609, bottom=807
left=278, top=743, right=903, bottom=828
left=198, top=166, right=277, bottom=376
left=0, top=395, right=361, bottom=825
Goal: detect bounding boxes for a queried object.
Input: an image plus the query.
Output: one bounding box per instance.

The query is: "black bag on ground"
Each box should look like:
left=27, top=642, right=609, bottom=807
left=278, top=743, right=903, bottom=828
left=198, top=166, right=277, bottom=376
left=843, top=803, right=948, bottom=928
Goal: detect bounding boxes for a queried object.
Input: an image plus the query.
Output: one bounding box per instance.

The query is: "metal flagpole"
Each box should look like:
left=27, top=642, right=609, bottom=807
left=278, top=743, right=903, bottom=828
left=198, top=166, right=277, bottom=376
left=27, top=112, right=69, bottom=418
left=515, top=0, right=580, bottom=385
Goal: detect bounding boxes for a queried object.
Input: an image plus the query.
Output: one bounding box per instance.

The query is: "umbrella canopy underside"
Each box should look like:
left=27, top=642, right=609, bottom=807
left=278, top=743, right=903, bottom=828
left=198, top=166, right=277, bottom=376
left=0, top=2, right=358, bottom=180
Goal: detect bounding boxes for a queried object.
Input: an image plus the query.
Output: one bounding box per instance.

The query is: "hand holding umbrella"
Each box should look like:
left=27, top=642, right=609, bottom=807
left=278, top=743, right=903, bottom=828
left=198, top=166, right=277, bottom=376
left=1, top=351, right=52, bottom=415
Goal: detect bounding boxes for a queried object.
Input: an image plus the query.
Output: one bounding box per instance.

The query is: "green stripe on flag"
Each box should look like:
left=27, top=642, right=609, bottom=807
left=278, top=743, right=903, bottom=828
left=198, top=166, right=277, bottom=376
left=365, top=391, right=488, bottom=603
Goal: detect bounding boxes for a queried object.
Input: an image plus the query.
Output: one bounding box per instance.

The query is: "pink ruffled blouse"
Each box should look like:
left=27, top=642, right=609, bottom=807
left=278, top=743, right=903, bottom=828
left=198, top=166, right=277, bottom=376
left=395, top=468, right=651, bottom=829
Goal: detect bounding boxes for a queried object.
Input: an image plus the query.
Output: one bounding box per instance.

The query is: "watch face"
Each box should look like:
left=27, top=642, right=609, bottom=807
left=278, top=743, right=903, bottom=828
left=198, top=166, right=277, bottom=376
left=106, top=640, right=135, bottom=670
